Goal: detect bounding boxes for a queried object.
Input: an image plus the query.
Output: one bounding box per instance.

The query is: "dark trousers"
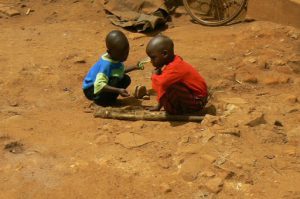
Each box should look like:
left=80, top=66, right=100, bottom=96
left=160, top=83, right=207, bottom=115
left=83, top=74, right=131, bottom=106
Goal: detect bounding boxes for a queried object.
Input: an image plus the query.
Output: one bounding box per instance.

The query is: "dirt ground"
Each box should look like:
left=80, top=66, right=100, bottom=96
left=0, top=0, right=299, bottom=199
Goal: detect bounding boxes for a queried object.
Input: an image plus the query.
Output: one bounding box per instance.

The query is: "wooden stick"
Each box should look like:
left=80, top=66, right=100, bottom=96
left=94, top=109, right=204, bottom=122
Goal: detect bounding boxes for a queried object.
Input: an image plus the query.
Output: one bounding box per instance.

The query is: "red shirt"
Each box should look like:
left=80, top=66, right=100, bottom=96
left=152, top=55, right=207, bottom=101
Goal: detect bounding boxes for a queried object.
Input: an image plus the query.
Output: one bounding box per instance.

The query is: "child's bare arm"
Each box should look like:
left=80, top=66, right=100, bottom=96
left=124, top=64, right=139, bottom=73
left=102, top=85, right=130, bottom=97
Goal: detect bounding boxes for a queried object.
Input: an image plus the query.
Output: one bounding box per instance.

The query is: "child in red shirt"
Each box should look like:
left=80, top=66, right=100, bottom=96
left=146, top=35, right=208, bottom=114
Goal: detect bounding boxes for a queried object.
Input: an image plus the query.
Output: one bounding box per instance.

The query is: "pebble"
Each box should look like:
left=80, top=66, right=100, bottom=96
left=201, top=115, right=220, bottom=127
left=0, top=5, right=20, bottom=17
left=246, top=113, right=267, bottom=127
left=160, top=183, right=172, bottom=193
left=263, top=76, right=290, bottom=85
left=204, top=177, right=224, bottom=193
left=73, top=56, right=86, bottom=64
left=265, top=154, right=275, bottom=159
left=285, top=95, right=298, bottom=103
left=274, top=120, right=283, bottom=127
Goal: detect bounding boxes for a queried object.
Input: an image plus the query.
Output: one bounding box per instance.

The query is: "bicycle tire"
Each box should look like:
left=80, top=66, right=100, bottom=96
left=183, top=0, right=248, bottom=26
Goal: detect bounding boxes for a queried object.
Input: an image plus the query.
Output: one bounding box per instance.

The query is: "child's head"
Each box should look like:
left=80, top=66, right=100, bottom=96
left=146, top=35, right=175, bottom=68
left=106, top=30, right=129, bottom=62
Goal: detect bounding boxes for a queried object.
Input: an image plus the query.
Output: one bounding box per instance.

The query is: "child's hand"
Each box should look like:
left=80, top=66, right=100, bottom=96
left=118, top=89, right=130, bottom=97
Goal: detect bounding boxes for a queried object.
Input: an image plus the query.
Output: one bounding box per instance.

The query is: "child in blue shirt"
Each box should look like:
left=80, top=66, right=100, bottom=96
left=82, top=30, right=141, bottom=106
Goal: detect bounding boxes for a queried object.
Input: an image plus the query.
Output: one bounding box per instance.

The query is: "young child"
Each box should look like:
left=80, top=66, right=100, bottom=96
left=146, top=35, right=208, bottom=114
left=82, top=30, right=142, bottom=106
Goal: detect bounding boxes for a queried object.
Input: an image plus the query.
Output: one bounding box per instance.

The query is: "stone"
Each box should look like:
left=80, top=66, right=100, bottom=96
left=201, top=128, right=215, bottom=143
left=273, top=59, right=286, bottom=66
left=160, top=183, right=172, bottom=193
left=242, top=75, right=258, bottom=84
left=264, top=154, right=275, bottom=159
left=223, top=104, right=239, bottom=117
left=179, top=157, right=205, bottom=182
left=287, top=31, right=299, bottom=40
left=285, top=95, right=298, bottom=103
left=217, top=128, right=241, bottom=137
left=274, top=120, right=283, bottom=127
left=201, top=115, right=220, bottom=127
left=0, top=5, right=20, bottom=17
left=158, top=159, right=172, bottom=169
left=246, top=113, right=267, bottom=127
left=248, top=57, right=257, bottom=64
left=73, top=56, right=86, bottom=64
left=263, top=76, right=290, bottom=85
left=115, top=133, right=151, bottom=148
left=200, top=171, right=216, bottom=178
left=205, top=177, right=224, bottom=193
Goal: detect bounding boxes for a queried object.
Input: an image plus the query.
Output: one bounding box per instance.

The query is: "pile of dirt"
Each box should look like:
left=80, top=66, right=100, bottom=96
left=0, top=0, right=299, bottom=198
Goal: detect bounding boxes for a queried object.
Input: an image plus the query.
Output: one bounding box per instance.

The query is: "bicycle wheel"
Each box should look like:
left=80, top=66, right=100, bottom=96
left=183, top=0, right=248, bottom=26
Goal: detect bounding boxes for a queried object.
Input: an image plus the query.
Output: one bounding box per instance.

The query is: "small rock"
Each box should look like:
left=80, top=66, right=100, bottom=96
left=160, top=183, right=172, bottom=193
left=179, top=157, right=204, bottom=182
left=287, top=31, right=299, bottom=40
left=223, top=104, right=238, bottom=117
left=243, top=75, right=258, bottom=84
left=285, top=95, right=298, bottom=103
left=246, top=113, right=267, bottom=127
left=201, top=115, right=221, bottom=127
left=248, top=57, right=257, bottom=64
left=204, top=177, right=224, bottom=193
left=200, top=171, right=216, bottom=178
left=0, top=6, right=20, bottom=17
left=73, top=56, right=86, bottom=64
left=158, top=159, right=172, bottom=169
left=217, top=128, right=241, bottom=137
left=274, top=120, right=283, bottom=127
left=263, top=76, right=290, bottom=85
left=273, top=59, right=286, bottom=66
left=201, top=128, right=215, bottom=143
left=264, top=154, right=275, bottom=159
left=8, top=101, right=18, bottom=107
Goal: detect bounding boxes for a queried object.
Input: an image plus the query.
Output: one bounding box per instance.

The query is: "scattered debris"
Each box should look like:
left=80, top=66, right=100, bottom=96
left=4, top=141, right=24, bottom=154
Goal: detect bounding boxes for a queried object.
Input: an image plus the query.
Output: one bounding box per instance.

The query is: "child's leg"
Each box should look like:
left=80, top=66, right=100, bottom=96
left=94, top=75, right=131, bottom=106
left=160, top=83, right=207, bottom=114
left=83, top=86, right=95, bottom=101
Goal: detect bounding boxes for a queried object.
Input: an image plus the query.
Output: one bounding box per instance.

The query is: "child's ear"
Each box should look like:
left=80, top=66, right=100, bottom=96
left=162, top=50, right=168, bottom=58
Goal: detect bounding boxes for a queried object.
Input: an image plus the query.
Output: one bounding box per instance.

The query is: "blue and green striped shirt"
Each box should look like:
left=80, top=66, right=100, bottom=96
left=82, top=53, right=124, bottom=94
